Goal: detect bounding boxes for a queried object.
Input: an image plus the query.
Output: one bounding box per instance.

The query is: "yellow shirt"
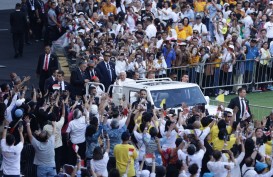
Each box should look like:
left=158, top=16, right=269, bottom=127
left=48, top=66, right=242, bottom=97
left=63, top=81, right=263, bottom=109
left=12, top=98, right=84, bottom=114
left=189, top=55, right=200, bottom=65
left=114, top=144, right=138, bottom=177
left=229, top=0, right=237, bottom=5
left=209, top=125, right=232, bottom=143
left=183, top=25, right=193, bottom=38
left=266, top=141, right=272, bottom=156
left=214, top=57, right=222, bottom=68
left=101, top=4, right=117, bottom=15
left=194, top=1, right=207, bottom=12
left=135, top=115, right=158, bottom=132
left=212, top=137, right=236, bottom=150
left=175, top=27, right=187, bottom=41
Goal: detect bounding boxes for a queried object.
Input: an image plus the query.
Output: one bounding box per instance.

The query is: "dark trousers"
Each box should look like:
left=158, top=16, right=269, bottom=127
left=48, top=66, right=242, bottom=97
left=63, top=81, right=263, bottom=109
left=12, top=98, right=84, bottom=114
left=77, top=141, right=86, bottom=160
left=45, top=26, right=59, bottom=46
left=55, top=146, right=62, bottom=174
left=107, top=157, right=116, bottom=172
left=12, top=33, right=24, bottom=55
left=256, top=63, right=268, bottom=89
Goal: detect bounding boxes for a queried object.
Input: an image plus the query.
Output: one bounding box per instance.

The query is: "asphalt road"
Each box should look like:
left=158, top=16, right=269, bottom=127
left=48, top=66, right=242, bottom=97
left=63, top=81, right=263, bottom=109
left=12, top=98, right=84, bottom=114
left=0, top=9, right=44, bottom=87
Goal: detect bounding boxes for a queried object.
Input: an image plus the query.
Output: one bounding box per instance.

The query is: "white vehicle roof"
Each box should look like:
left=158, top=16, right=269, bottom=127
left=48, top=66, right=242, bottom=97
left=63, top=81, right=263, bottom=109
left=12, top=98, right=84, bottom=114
left=122, top=78, right=199, bottom=91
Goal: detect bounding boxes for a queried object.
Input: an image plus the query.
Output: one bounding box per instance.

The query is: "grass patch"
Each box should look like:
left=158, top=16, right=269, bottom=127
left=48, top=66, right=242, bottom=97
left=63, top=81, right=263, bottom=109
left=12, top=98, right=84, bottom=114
left=210, top=91, right=273, bottom=120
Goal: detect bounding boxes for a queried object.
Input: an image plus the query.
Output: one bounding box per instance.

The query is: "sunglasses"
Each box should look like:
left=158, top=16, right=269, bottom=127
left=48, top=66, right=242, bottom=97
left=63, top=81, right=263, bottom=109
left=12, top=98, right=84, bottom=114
left=193, top=31, right=198, bottom=34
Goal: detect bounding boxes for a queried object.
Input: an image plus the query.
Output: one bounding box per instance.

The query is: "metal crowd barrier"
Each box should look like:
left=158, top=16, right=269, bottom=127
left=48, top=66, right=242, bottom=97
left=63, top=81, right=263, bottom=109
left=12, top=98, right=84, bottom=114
left=162, top=59, right=273, bottom=91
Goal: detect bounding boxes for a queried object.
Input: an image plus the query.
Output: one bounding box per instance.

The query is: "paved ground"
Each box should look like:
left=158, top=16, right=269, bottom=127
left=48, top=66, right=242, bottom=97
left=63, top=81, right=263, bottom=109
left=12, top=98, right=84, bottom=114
left=0, top=0, right=18, bottom=10
left=0, top=9, right=44, bottom=86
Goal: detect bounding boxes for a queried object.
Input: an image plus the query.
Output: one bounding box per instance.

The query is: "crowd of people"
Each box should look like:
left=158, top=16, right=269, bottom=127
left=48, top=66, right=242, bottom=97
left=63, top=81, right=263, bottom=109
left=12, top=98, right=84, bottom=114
left=5, top=0, right=273, bottom=176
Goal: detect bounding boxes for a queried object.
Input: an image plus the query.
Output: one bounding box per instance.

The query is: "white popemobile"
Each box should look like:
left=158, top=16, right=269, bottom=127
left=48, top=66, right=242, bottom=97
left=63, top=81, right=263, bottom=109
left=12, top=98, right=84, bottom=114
left=86, top=78, right=232, bottom=115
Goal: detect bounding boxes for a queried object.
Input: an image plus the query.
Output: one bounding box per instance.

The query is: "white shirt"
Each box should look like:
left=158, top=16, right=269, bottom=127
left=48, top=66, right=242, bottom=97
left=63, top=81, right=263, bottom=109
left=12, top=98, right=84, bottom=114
left=193, top=23, right=208, bottom=41
left=264, top=21, right=273, bottom=38
left=1, top=139, right=23, bottom=175
left=221, top=50, right=234, bottom=72
left=239, top=96, right=247, bottom=119
left=66, top=116, right=87, bottom=144
left=161, top=8, right=172, bottom=20
left=145, top=24, right=157, bottom=39
left=243, top=15, right=253, bottom=38
left=5, top=93, right=18, bottom=122
left=207, top=161, right=235, bottom=177
left=128, top=60, right=146, bottom=78
left=231, top=152, right=245, bottom=177
left=162, top=130, right=177, bottom=150
left=170, top=11, right=179, bottom=23
left=115, top=60, right=128, bottom=76
left=241, top=165, right=257, bottom=177
left=178, top=149, right=206, bottom=176
left=91, top=152, right=109, bottom=177
left=44, top=117, right=65, bottom=148
left=133, top=131, right=146, bottom=161
left=43, top=53, right=51, bottom=70
left=154, top=58, right=167, bottom=75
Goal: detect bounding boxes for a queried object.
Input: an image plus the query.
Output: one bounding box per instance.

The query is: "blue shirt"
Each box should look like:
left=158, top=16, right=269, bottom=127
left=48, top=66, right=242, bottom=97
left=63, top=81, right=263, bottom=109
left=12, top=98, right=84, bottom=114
left=162, top=47, right=176, bottom=68
left=245, top=43, right=259, bottom=71
left=85, top=124, right=103, bottom=159
left=207, top=4, right=221, bottom=21
left=103, top=124, right=127, bottom=157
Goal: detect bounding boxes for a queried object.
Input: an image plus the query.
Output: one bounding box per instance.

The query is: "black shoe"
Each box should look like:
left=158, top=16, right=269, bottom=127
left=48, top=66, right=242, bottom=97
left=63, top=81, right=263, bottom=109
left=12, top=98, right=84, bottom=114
left=14, top=54, right=19, bottom=58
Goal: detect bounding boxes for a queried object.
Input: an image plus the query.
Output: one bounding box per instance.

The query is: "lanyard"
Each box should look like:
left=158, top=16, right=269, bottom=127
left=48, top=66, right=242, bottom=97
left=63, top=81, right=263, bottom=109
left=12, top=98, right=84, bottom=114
left=29, top=0, right=34, bottom=6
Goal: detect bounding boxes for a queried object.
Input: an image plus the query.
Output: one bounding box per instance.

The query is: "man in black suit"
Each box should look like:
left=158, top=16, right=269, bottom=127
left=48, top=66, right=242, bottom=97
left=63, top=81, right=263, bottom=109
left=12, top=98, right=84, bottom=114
left=53, top=70, right=70, bottom=93
left=36, top=45, right=59, bottom=93
left=86, top=60, right=98, bottom=80
left=10, top=3, right=27, bottom=58
left=70, top=61, right=90, bottom=97
left=132, top=89, right=152, bottom=112
left=44, top=69, right=58, bottom=92
left=96, top=51, right=117, bottom=92
left=228, top=88, right=252, bottom=122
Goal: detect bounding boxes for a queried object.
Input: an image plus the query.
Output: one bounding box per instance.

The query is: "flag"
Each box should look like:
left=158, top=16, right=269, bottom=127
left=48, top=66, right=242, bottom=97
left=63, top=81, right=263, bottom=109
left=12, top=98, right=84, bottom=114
left=128, top=148, right=134, bottom=156
left=215, top=94, right=224, bottom=102
left=160, top=98, right=166, bottom=108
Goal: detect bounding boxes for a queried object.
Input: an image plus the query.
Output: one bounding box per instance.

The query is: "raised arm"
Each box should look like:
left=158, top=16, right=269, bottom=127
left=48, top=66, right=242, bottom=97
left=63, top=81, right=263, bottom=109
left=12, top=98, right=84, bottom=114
left=18, top=122, right=24, bottom=144
left=24, top=115, right=33, bottom=142
left=2, top=120, right=9, bottom=140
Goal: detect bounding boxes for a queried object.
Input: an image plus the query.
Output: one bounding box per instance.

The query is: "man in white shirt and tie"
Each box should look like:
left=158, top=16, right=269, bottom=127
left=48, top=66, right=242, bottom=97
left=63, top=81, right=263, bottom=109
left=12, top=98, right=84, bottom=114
left=228, top=88, right=252, bottom=123
left=36, top=45, right=59, bottom=93
left=86, top=60, right=97, bottom=80
left=54, top=70, right=70, bottom=93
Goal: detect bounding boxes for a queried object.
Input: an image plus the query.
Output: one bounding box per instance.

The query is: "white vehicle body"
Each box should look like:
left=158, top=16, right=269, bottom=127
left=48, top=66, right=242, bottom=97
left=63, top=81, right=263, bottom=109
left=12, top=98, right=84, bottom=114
left=106, top=78, right=232, bottom=115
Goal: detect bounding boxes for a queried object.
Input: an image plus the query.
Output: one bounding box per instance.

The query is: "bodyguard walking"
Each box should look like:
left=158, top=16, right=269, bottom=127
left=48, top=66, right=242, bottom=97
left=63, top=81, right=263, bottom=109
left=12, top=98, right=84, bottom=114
left=10, top=3, right=27, bottom=58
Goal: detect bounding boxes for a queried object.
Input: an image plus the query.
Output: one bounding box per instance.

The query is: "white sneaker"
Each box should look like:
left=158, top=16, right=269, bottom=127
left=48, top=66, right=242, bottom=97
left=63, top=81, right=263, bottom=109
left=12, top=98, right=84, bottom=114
left=224, top=90, right=229, bottom=95
left=218, top=89, right=224, bottom=95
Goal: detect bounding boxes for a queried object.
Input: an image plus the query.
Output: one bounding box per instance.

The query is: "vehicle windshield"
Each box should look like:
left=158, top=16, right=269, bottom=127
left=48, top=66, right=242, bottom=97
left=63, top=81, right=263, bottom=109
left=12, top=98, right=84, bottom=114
left=150, top=86, right=207, bottom=108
